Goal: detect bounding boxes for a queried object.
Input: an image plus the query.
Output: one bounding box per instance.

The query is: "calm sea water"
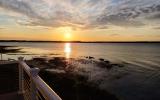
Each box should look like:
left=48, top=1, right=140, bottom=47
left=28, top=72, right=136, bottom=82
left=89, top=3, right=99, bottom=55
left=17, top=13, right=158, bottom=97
left=1, top=42, right=160, bottom=62
left=1, top=42, right=160, bottom=100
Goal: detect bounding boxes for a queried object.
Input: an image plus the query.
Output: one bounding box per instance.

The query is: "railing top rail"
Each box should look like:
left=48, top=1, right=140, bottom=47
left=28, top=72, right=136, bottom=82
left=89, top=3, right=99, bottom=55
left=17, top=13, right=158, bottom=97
left=18, top=57, right=62, bottom=100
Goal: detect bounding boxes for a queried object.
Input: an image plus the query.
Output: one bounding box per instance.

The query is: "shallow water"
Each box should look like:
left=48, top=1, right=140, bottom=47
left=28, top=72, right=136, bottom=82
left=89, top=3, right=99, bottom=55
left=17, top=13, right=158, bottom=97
left=1, top=42, right=160, bottom=100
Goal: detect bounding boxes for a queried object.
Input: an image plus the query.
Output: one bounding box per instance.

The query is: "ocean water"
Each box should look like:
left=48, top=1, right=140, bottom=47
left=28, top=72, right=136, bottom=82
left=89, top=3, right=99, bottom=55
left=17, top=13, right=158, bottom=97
left=1, top=42, right=160, bottom=62
left=1, top=42, right=160, bottom=100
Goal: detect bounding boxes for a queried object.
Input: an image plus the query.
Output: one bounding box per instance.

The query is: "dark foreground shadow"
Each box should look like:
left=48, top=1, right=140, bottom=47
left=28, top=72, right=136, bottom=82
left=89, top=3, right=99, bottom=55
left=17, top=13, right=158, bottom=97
left=40, top=70, right=118, bottom=100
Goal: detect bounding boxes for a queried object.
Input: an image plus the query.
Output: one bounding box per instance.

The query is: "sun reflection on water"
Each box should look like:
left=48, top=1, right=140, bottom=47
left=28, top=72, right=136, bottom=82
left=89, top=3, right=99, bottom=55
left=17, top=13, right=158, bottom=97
left=64, top=43, right=71, bottom=58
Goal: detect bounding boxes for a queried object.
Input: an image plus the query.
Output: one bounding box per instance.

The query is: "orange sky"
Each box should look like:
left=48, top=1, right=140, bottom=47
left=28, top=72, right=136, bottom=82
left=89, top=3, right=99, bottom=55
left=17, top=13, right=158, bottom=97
left=0, top=0, right=160, bottom=41
left=0, top=25, right=160, bottom=41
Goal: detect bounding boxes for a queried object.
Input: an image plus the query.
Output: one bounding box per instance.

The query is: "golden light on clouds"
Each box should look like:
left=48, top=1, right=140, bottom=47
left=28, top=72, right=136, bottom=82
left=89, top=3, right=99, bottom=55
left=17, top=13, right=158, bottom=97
left=0, top=0, right=160, bottom=41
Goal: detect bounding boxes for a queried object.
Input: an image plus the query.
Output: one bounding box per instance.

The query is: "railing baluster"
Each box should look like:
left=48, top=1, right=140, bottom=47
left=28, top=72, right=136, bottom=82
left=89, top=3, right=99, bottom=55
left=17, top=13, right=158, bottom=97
left=18, top=57, right=25, bottom=94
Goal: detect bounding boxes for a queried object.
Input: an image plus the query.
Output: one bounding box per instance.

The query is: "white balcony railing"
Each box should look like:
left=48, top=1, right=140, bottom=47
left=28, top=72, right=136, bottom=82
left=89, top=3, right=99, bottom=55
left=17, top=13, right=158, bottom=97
left=18, top=57, right=62, bottom=100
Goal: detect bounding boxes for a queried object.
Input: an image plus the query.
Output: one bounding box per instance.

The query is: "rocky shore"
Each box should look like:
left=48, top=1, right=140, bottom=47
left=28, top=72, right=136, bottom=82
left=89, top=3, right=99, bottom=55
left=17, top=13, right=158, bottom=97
left=26, top=56, right=124, bottom=100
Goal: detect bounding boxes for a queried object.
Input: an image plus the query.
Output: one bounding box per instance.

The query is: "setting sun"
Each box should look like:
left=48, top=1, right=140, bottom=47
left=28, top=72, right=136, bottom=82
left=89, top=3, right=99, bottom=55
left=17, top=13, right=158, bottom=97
left=64, top=27, right=72, bottom=40
left=65, top=33, right=71, bottom=39
left=56, top=27, right=73, bottom=41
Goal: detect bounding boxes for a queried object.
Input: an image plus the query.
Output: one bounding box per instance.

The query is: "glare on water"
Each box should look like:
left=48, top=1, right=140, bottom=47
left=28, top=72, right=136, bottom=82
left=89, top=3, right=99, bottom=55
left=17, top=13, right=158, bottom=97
left=64, top=43, right=71, bottom=58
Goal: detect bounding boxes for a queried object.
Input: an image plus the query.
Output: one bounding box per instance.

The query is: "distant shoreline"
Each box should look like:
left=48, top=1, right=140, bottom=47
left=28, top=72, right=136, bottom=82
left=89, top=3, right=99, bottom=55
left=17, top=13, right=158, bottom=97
left=0, top=40, right=160, bottom=43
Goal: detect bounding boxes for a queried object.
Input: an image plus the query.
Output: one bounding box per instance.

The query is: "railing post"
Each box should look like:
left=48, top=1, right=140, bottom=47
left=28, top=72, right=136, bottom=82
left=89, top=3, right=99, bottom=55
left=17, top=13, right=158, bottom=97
left=18, top=57, right=25, bottom=94
left=30, top=68, right=40, bottom=100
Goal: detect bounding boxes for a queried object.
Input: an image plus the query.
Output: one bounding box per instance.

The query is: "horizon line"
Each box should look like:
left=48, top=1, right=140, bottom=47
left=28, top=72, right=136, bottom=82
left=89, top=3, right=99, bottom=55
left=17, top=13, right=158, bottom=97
left=0, top=40, right=160, bottom=43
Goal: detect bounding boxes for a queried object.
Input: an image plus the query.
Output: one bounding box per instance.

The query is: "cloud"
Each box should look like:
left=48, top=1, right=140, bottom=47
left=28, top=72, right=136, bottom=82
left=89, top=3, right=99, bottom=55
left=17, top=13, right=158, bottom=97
left=96, top=14, right=145, bottom=27
left=154, top=27, right=160, bottom=29
left=0, top=27, right=5, bottom=29
left=0, top=0, right=160, bottom=29
left=109, top=34, right=120, bottom=36
left=0, top=0, right=43, bottom=19
left=95, top=2, right=160, bottom=27
left=148, top=13, right=160, bottom=19
left=0, top=27, right=5, bottom=32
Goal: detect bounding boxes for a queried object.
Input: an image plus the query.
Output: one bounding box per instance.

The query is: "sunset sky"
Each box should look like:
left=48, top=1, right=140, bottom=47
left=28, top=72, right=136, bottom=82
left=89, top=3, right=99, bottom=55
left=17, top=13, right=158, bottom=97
left=0, top=0, right=160, bottom=41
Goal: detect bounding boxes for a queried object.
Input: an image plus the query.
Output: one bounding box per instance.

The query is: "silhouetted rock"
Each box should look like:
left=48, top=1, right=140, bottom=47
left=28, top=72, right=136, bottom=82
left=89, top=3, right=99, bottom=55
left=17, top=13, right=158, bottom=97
left=85, top=56, right=94, bottom=59
left=111, top=64, right=124, bottom=68
left=85, top=56, right=89, bottom=59
left=89, top=56, right=94, bottom=59
left=104, top=60, right=110, bottom=64
left=99, top=58, right=104, bottom=61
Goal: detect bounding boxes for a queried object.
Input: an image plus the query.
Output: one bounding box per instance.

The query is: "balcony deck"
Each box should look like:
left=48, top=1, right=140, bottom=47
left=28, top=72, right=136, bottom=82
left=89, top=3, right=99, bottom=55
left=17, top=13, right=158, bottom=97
left=0, top=61, right=24, bottom=100
left=0, top=92, right=23, bottom=100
